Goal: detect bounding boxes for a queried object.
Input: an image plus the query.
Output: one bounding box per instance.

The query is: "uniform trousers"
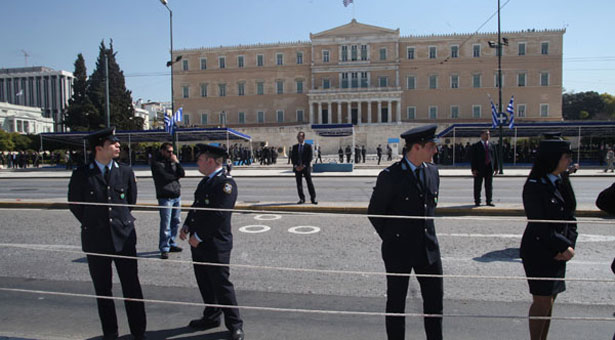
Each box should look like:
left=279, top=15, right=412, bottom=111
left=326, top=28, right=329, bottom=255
left=473, top=166, right=494, bottom=204
left=294, top=167, right=316, bottom=201
left=382, top=242, right=443, bottom=340
left=191, top=245, right=243, bottom=331
left=86, top=243, right=146, bottom=338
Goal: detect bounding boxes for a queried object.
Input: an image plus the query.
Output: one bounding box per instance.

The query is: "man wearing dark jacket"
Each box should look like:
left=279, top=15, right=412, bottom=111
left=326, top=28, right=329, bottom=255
left=291, top=131, right=317, bottom=204
left=470, top=129, right=498, bottom=206
left=151, top=142, right=185, bottom=259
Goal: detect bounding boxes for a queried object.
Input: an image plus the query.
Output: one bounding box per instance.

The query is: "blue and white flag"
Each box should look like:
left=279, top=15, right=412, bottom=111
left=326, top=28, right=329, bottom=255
left=173, top=107, right=183, bottom=122
left=507, top=95, right=515, bottom=129
left=163, top=113, right=173, bottom=134
left=489, top=98, right=498, bottom=129
left=343, top=0, right=353, bottom=7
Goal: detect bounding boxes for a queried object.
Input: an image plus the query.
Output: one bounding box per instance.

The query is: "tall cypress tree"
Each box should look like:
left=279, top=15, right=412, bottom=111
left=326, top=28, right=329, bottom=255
left=65, top=53, right=99, bottom=131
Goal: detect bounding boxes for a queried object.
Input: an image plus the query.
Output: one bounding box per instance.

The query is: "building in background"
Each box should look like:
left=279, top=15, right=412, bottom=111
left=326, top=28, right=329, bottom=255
left=139, top=100, right=171, bottom=130
left=0, top=67, right=74, bottom=132
left=173, top=20, right=563, bottom=128
left=0, top=102, right=54, bottom=134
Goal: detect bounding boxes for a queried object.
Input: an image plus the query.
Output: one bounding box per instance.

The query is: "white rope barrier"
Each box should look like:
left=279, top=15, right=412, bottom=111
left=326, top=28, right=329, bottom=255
left=2, top=243, right=613, bottom=283
left=1, top=287, right=613, bottom=322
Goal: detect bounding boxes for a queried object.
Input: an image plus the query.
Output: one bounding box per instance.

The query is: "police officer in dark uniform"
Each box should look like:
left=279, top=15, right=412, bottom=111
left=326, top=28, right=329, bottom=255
left=68, top=127, right=146, bottom=340
left=180, top=144, right=244, bottom=340
left=368, top=124, right=443, bottom=340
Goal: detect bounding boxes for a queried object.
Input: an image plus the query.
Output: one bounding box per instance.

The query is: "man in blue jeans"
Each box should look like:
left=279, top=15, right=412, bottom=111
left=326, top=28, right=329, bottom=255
left=151, top=142, right=185, bottom=259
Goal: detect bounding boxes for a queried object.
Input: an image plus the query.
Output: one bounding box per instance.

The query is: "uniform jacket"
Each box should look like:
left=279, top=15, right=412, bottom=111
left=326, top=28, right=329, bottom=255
left=470, top=140, right=498, bottom=174
left=368, top=159, right=441, bottom=265
left=596, top=182, right=615, bottom=214
left=520, top=176, right=578, bottom=262
left=184, top=169, right=237, bottom=252
left=151, top=158, right=185, bottom=199
left=68, top=161, right=138, bottom=253
left=291, top=143, right=313, bottom=170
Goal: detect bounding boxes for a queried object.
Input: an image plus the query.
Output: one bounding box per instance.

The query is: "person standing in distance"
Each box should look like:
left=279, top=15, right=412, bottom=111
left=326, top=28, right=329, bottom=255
left=180, top=144, right=244, bottom=340
left=290, top=131, right=317, bottom=204
left=470, top=129, right=498, bottom=206
left=68, top=127, right=146, bottom=340
left=151, top=142, right=185, bottom=259
left=368, top=124, right=443, bottom=340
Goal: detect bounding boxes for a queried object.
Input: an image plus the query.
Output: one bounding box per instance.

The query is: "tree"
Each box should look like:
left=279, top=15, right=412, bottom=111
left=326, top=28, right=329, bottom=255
left=601, top=93, right=615, bottom=119
left=87, top=40, right=140, bottom=130
left=562, top=91, right=605, bottom=120
left=0, top=130, right=15, bottom=151
left=65, top=53, right=99, bottom=131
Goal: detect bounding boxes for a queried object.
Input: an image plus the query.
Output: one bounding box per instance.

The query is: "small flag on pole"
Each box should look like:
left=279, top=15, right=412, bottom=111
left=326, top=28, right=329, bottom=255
left=163, top=113, right=173, bottom=135
left=173, top=107, right=183, bottom=122
left=489, top=98, right=498, bottom=129
left=343, top=0, right=353, bottom=7
left=507, top=95, right=515, bottom=129
left=15, top=89, right=24, bottom=97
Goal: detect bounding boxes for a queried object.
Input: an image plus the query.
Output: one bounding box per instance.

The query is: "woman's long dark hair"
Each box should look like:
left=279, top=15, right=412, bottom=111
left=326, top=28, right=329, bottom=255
left=527, top=150, right=576, bottom=213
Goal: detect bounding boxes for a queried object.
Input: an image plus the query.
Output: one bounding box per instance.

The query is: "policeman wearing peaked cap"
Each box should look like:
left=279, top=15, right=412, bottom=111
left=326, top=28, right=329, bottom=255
left=68, top=127, right=146, bottom=340
left=368, top=124, right=444, bottom=340
left=180, top=143, right=245, bottom=340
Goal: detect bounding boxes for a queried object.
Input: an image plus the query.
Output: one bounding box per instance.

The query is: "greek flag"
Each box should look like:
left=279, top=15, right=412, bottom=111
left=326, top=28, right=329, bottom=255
left=507, top=96, right=515, bottom=129
left=343, top=0, right=353, bottom=7
left=173, top=107, right=183, bottom=122
left=163, top=114, right=173, bottom=134
left=490, top=99, right=498, bottom=129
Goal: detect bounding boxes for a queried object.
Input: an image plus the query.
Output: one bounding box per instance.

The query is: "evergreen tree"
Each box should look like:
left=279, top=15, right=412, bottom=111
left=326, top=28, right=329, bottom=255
left=87, top=40, right=141, bottom=130
left=65, top=53, right=99, bottom=131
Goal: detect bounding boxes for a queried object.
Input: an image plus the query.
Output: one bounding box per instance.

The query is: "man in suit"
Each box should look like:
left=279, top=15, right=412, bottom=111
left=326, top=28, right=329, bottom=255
left=290, top=131, right=317, bottom=204
left=368, top=124, right=443, bottom=340
left=68, top=127, right=146, bottom=340
left=470, top=129, right=498, bottom=206
left=180, top=144, right=244, bottom=340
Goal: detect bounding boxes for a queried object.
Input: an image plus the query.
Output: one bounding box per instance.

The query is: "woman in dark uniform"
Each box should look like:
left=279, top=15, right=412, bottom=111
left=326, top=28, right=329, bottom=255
left=520, top=138, right=578, bottom=340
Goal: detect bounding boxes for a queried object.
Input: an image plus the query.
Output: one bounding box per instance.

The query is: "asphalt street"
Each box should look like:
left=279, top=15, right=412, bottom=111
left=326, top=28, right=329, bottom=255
left=0, top=209, right=613, bottom=339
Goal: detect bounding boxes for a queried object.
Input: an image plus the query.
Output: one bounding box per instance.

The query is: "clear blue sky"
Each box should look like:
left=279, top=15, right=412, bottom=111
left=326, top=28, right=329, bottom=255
left=2, top=0, right=614, bottom=102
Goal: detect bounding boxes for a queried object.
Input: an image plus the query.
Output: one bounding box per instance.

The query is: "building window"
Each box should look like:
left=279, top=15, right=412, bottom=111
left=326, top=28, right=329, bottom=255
left=277, top=110, right=284, bottom=123
left=518, top=42, right=526, bottom=56
left=257, top=111, right=265, bottom=123
left=200, top=83, right=208, bottom=97
left=360, top=72, right=368, bottom=88
left=341, top=46, right=348, bottom=61
left=429, top=106, right=438, bottom=119
left=518, top=73, right=526, bottom=87
left=540, top=72, right=549, bottom=86
left=296, top=110, right=304, bottom=122
left=451, top=105, right=459, bottom=119
left=540, top=104, right=549, bottom=117
left=379, top=48, right=387, bottom=60
left=237, top=55, right=244, bottom=68
left=184, top=114, right=190, bottom=125
left=201, top=113, right=208, bottom=125
left=219, top=112, right=226, bottom=125
left=182, top=59, right=189, bottom=71
left=473, top=44, right=481, bottom=57
left=379, top=77, right=388, bottom=87
left=182, top=86, right=189, bottom=98
left=472, top=105, right=481, bottom=118
left=351, top=45, right=358, bottom=61
left=473, top=74, right=481, bottom=88
left=341, top=73, right=349, bottom=88
left=429, top=46, right=437, bottom=59
left=429, top=75, right=438, bottom=89
left=407, top=47, right=415, bottom=59
left=257, top=54, right=264, bottom=66
left=407, top=106, right=416, bottom=120
left=351, top=72, right=359, bottom=88
left=407, top=76, right=416, bottom=90
left=276, top=53, right=284, bottom=66
left=451, top=74, right=459, bottom=88
left=541, top=42, right=549, bottom=55
left=276, top=80, right=284, bottom=94
left=16, top=120, right=23, bottom=133
left=257, top=81, right=264, bottom=95
left=200, top=58, right=207, bottom=70
left=323, top=50, right=330, bottom=63
left=237, top=82, right=245, bottom=96
left=297, top=52, right=303, bottom=64
left=517, top=104, right=526, bottom=118
left=296, top=80, right=303, bottom=94
left=323, top=78, right=330, bottom=89
left=218, top=84, right=226, bottom=97
left=218, top=56, right=225, bottom=69
left=451, top=45, right=459, bottom=58
left=361, top=45, right=368, bottom=60
left=238, top=112, right=245, bottom=124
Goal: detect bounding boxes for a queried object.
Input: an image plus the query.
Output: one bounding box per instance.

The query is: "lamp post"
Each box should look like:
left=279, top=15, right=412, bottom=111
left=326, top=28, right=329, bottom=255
left=160, top=0, right=182, bottom=150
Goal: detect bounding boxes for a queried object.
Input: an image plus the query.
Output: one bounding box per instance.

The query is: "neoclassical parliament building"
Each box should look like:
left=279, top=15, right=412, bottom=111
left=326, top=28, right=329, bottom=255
left=173, top=19, right=563, bottom=142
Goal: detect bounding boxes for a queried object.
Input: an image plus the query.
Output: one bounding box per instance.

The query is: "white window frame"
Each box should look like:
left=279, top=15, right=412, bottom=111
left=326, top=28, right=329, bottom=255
left=200, top=83, right=208, bottom=97
left=219, top=112, right=226, bottom=125
left=518, top=42, right=526, bottom=56
left=296, top=80, right=303, bottom=94
left=429, top=75, right=438, bottom=89
left=540, top=72, right=550, bottom=86
left=518, top=73, right=527, bottom=87
left=541, top=42, right=549, bottom=55
left=276, top=110, right=284, bottom=123
left=323, top=50, right=330, bottom=63
left=237, top=82, right=245, bottom=96
left=296, top=109, right=304, bottom=122
left=256, top=81, right=264, bottom=95
left=257, top=54, right=264, bottom=67
left=472, top=105, right=481, bottom=118
left=407, top=106, right=416, bottom=120
left=428, top=46, right=437, bottom=59
left=379, top=47, right=387, bottom=61
left=182, top=59, right=189, bottom=71
left=276, top=80, right=284, bottom=94
left=473, top=44, right=481, bottom=57
left=473, top=74, right=481, bottom=88
left=428, top=106, right=438, bottom=119
left=517, top=104, right=526, bottom=118
left=276, top=53, right=284, bottom=66
left=201, top=113, right=208, bottom=125
left=200, top=58, right=207, bottom=70
left=182, top=85, right=189, bottom=98
left=407, top=75, right=416, bottom=90
left=540, top=104, right=549, bottom=117
left=237, top=55, right=244, bottom=68
left=407, top=47, right=415, bottom=60
left=218, top=56, right=226, bottom=69
left=450, top=74, right=459, bottom=89
left=238, top=112, right=245, bottom=124
left=450, top=45, right=459, bottom=58
left=257, top=111, right=265, bottom=123
left=450, top=105, right=459, bottom=118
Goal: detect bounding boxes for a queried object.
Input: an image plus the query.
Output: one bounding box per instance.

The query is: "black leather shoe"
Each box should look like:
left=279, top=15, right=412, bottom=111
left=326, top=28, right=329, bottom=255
left=103, top=332, right=118, bottom=340
left=297, top=199, right=305, bottom=204
left=160, top=252, right=169, bottom=259
left=188, top=318, right=220, bottom=330
left=474, top=202, right=480, bottom=207
left=486, top=202, right=495, bottom=207
left=311, top=200, right=318, bottom=205
left=169, top=245, right=183, bottom=252
left=231, top=328, right=245, bottom=340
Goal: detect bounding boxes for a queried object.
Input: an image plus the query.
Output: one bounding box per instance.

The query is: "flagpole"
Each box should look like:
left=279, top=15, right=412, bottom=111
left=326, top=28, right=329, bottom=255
left=496, top=0, right=504, bottom=174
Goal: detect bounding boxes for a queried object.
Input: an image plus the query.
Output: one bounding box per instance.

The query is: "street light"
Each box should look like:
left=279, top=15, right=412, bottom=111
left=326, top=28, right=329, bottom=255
left=160, top=0, right=181, bottom=150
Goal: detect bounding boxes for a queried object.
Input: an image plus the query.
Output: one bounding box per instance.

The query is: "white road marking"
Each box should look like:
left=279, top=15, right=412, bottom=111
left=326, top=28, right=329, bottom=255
left=288, top=226, right=321, bottom=235
left=238, top=225, right=271, bottom=233
left=254, top=214, right=282, bottom=221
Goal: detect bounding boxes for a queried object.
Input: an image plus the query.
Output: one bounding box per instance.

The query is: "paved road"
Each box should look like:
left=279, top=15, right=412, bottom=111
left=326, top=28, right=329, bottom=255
left=0, top=208, right=613, bottom=339
left=0, top=177, right=611, bottom=207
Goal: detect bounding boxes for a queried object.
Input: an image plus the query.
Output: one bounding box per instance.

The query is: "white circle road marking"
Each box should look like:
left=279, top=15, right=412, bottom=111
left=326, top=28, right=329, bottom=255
left=288, top=226, right=321, bottom=235
left=238, top=225, right=271, bottom=233
left=254, top=214, right=282, bottom=221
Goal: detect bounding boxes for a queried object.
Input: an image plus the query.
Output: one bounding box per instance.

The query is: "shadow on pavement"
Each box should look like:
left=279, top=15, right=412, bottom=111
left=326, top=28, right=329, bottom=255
left=473, top=248, right=521, bottom=263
